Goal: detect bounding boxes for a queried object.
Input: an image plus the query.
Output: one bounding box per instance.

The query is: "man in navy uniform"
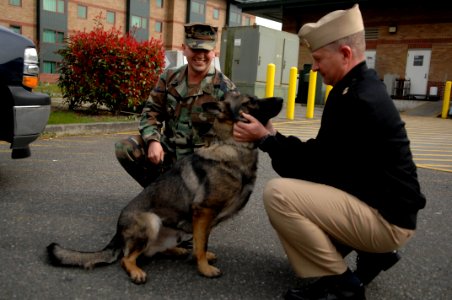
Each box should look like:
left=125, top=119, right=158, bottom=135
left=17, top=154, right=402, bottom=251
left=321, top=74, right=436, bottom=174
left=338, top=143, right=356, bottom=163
left=233, top=4, right=426, bottom=299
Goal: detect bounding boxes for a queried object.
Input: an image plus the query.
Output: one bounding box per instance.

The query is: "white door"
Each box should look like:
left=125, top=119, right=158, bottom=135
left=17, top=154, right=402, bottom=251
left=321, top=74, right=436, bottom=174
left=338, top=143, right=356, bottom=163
left=406, top=49, right=431, bottom=96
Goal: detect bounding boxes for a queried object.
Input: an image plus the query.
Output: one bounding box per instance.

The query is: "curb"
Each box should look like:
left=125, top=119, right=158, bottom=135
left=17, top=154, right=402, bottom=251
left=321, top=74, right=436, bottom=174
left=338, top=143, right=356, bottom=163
left=44, top=121, right=139, bottom=137
left=43, top=105, right=322, bottom=137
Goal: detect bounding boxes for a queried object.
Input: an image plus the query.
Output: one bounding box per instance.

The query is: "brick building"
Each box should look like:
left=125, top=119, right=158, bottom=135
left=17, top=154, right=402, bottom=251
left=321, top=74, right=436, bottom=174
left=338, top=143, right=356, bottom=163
left=239, top=0, right=452, bottom=100
left=0, top=0, right=255, bottom=83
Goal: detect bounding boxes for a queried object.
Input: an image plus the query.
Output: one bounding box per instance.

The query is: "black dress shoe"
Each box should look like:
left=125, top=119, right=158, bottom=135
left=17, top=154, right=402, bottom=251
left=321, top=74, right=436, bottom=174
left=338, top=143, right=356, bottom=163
left=284, top=270, right=366, bottom=300
left=284, top=285, right=365, bottom=300
left=354, top=250, right=401, bottom=285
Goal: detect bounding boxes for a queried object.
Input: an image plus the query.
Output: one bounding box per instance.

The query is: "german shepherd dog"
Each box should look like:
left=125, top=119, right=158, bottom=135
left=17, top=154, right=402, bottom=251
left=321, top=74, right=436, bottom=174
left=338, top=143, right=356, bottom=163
left=47, top=93, right=283, bottom=284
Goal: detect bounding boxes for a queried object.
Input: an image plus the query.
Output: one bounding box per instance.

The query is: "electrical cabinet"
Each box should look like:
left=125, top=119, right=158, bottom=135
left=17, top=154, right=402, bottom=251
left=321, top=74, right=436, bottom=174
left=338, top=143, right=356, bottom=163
left=165, top=50, right=186, bottom=69
left=220, top=25, right=299, bottom=98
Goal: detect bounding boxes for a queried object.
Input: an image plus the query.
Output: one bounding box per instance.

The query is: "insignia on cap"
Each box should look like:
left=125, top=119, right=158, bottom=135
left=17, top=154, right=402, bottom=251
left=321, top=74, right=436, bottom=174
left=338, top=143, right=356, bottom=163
left=342, top=87, right=349, bottom=95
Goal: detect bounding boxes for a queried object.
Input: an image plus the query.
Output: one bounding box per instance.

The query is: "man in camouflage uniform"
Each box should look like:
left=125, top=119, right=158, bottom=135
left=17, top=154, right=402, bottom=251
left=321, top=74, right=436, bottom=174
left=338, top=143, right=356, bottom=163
left=115, top=23, right=238, bottom=188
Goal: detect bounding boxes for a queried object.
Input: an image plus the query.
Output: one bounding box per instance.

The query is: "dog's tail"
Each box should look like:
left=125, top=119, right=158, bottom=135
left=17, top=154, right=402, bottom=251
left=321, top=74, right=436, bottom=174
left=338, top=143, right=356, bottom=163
left=47, top=233, right=123, bottom=270
left=47, top=212, right=162, bottom=269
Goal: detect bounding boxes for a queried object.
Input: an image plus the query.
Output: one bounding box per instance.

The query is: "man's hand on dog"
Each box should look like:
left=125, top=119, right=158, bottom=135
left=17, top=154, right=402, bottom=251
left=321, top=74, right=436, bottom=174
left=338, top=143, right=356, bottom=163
left=233, top=112, right=276, bottom=143
left=148, top=141, right=165, bottom=165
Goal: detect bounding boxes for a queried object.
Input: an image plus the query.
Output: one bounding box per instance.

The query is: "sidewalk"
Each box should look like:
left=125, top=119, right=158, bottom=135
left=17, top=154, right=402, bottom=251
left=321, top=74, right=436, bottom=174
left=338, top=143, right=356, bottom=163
left=45, top=121, right=139, bottom=136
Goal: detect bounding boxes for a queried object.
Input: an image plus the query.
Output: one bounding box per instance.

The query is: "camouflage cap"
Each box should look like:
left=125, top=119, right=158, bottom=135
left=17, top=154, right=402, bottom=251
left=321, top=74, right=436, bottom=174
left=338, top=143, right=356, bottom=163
left=184, top=23, right=218, bottom=51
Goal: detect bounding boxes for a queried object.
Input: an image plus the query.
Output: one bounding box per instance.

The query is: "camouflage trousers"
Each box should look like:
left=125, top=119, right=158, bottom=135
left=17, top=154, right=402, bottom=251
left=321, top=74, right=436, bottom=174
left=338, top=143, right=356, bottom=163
left=115, top=135, right=175, bottom=188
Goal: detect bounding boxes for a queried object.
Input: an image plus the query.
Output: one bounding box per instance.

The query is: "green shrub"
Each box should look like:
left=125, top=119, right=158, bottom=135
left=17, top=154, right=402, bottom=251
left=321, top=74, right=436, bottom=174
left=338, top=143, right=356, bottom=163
left=57, top=20, right=165, bottom=114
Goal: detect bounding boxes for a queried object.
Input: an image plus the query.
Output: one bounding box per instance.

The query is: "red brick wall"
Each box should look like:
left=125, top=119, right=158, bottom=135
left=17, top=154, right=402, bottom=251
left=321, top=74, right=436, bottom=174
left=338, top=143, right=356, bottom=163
left=39, top=73, right=59, bottom=84
left=375, top=23, right=452, bottom=98
left=149, top=0, right=165, bottom=41
left=164, top=0, right=187, bottom=51
left=0, top=0, right=38, bottom=43
left=67, top=1, right=127, bottom=36
left=285, top=5, right=452, bottom=97
left=206, top=0, right=228, bottom=54
left=375, top=43, right=408, bottom=80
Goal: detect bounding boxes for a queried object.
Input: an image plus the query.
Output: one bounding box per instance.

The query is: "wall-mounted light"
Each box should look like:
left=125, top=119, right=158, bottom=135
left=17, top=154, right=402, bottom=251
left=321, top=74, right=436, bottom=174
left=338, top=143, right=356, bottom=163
left=388, top=25, right=397, bottom=34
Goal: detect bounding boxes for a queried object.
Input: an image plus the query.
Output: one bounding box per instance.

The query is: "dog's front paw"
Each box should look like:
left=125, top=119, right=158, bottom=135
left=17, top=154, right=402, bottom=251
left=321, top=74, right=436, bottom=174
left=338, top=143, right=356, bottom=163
left=198, top=263, right=222, bottom=278
left=121, top=257, right=147, bottom=284
left=129, top=268, right=147, bottom=284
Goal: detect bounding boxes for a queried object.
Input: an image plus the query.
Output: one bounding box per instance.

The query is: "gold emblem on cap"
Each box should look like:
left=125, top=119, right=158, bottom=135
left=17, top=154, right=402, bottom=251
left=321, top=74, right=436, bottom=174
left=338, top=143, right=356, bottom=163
left=303, top=38, right=311, bottom=49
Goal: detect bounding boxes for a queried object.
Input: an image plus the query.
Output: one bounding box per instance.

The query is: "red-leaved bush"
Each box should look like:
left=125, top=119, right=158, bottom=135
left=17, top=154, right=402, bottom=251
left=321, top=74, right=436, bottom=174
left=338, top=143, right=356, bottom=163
left=58, top=21, right=165, bottom=114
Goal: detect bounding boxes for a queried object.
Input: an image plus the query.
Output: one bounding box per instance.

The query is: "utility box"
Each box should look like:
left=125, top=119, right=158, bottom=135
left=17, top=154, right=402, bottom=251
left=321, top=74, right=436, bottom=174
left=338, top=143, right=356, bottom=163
left=220, top=25, right=299, bottom=98
left=165, top=50, right=186, bottom=69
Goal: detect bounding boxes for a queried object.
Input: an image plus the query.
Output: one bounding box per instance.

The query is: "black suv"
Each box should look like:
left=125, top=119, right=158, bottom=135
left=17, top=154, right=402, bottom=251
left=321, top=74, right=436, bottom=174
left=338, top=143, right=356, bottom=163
left=0, top=26, right=51, bottom=159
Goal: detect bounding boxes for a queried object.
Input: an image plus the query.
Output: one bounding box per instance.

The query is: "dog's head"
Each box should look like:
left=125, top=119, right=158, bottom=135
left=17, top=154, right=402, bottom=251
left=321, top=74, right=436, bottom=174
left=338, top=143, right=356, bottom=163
left=202, top=93, right=283, bottom=126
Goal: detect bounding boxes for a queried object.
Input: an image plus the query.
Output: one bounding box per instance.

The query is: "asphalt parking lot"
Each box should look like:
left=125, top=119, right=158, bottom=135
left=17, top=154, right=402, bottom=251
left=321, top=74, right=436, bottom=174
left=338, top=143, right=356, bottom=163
left=0, top=106, right=451, bottom=299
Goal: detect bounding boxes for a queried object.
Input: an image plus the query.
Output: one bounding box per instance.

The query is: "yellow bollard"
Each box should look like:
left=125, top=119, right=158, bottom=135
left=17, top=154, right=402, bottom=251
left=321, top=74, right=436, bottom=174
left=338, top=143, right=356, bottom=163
left=286, top=67, right=298, bottom=120
left=324, top=85, right=333, bottom=103
left=306, top=70, right=317, bottom=119
left=266, top=63, right=275, bottom=97
left=441, top=81, right=451, bottom=119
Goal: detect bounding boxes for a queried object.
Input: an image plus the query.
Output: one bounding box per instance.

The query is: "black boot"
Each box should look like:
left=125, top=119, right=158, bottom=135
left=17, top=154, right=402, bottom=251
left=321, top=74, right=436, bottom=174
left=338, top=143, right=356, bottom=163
left=354, top=250, right=401, bottom=285
left=284, top=269, right=366, bottom=300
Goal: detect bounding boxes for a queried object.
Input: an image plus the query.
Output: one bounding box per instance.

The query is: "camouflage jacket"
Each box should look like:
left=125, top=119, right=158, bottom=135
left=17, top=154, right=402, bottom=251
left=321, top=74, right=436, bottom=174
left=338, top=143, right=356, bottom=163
left=139, top=63, right=238, bottom=159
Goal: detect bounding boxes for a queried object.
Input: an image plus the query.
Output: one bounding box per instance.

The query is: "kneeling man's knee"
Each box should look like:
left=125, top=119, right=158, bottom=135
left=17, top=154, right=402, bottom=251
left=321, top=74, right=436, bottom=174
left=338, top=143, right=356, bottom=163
left=263, top=178, right=290, bottom=213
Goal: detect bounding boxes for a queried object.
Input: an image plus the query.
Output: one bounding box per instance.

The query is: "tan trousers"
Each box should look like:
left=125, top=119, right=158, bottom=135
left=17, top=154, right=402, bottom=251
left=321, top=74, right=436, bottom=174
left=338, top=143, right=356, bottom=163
left=263, top=178, right=415, bottom=278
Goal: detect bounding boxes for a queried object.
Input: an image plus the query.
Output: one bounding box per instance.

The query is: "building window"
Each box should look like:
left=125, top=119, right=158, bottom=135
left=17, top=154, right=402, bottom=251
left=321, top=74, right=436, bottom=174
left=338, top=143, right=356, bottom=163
left=413, top=55, right=424, bottom=67
left=189, top=0, right=205, bottom=23
left=106, top=11, right=115, bottom=24
left=229, top=11, right=241, bottom=26
left=228, top=4, right=242, bottom=27
left=155, top=21, right=162, bottom=33
left=43, top=0, right=65, bottom=14
left=191, top=1, right=205, bottom=15
left=43, top=29, right=64, bottom=43
left=213, top=8, right=219, bottom=20
left=77, top=5, right=87, bottom=19
left=131, top=15, right=147, bottom=29
left=9, top=0, right=21, bottom=6
left=43, top=61, right=58, bottom=74
left=244, top=16, right=251, bottom=26
left=156, top=0, right=163, bottom=8
left=9, top=25, right=21, bottom=34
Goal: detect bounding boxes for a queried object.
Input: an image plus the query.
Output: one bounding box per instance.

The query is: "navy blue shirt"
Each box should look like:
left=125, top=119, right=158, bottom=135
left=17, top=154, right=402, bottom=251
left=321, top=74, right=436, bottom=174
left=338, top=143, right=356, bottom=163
left=260, top=62, right=426, bottom=229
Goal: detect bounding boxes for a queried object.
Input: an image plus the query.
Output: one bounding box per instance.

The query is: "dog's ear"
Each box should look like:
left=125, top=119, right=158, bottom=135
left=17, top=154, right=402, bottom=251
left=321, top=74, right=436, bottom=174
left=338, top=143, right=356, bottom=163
left=202, top=101, right=224, bottom=116
left=246, top=97, right=284, bottom=125
left=225, top=93, right=246, bottom=122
